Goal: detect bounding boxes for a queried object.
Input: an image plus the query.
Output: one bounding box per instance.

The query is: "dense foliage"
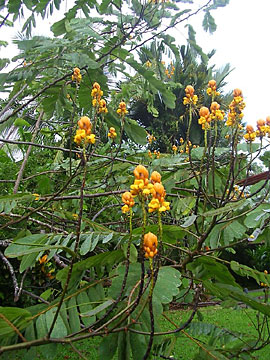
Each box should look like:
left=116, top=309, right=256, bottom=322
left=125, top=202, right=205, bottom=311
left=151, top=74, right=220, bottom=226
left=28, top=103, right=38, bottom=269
left=1, top=1, right=270, bottom=359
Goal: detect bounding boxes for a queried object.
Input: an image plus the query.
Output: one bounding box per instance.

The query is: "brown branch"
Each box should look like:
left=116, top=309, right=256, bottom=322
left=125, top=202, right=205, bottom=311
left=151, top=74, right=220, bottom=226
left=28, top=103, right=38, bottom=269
left=0, top=313, right=27, bottom=342
left=0, top=84, right=28, bottom=119
left=13, top=111, right=44, bottom=194
left=0, top=138, right=139, bottom=164
left=0, top=250, right=19, bottom=302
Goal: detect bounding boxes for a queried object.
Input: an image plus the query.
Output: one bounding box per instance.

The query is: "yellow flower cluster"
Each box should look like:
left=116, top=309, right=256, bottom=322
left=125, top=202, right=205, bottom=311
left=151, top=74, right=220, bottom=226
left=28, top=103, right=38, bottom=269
left=183, top=85, right=198, bottom=106
left=121, top=191, right=135, bottom=213
left=210, top=101, right=224, bottom=121
left=165, top=62, right=175, bottom=79
left=243, top=124, right=256, bottom=142
left=98, top=99, right=108, bottom=114
left=226, top=88, right=245, bottom=127
left=145, top=60, right=152, bottom=68
left=227, top=185, right=247, bottom=200
left=172, top=144, right=177, bottom=153
left=91, top=82, right=107, bottom=112
left=147, top=133, right=156, bottom=144
left=261, top=270, right=269, bottom=287
left=148, top=150, right=160, bottom=159
left=122, top=165, right=169, bottom=214
left=206, top=79, right=220, bottom=97
left=72, top=67, right=82, bottom=83
left=144, top=232, right=158, bottom=259
left=74, top=116, right=95, bottom=145
left=108, top=127, right=117, bottom=139
left=130, top=165, right=152, bottom=197
left=198, top=106, right=210, bottom=130
left=117, top=101, right=128, bottom=116
left=256, top=118, right=270, bottom=139
left=198, top=102, right=224, bottom=130
left=148, top=181, right=170, bottom=213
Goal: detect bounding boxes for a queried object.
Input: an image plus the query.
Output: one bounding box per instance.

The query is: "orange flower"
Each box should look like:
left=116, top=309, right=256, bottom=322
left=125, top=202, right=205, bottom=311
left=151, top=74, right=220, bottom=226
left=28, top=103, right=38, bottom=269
left=185, top=85, right=195, bottom=97
left=134, top=165, right=149, bottom=182
left=210, top=102, right=220, bottom=111
left=78, top=116, right=92, bottom=133
left=144, top=232, right=158, bottom=258
left=233, top=88, right=242, bottom=97
left=150, top=171, right=161, bottom=184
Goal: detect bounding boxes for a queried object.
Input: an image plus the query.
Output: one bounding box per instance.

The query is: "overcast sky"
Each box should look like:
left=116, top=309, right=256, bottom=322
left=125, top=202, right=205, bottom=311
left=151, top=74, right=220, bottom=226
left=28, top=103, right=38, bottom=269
left=1, top=0, right=270, bottom=128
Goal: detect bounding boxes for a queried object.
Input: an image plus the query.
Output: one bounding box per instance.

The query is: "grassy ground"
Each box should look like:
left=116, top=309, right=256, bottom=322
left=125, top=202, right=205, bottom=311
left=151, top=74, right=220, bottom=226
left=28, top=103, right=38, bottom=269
left=22, top=306, right=268, bottom=360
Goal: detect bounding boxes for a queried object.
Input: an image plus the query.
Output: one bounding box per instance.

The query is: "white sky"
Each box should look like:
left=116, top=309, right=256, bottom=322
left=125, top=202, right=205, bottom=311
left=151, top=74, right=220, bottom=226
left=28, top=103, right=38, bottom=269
left=1, top=0, right=270, bottom=127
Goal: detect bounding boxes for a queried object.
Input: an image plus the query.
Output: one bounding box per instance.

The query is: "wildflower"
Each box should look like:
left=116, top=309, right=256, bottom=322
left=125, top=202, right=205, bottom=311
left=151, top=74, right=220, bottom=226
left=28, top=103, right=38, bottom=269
left=153, top=150, right=160, bottom=159
left=117, top=101, right=128, bottom=116
left=183, top=85, right=198, bottom=105
left=144, top=232, right=158, bottom=259
left=206, top=79, right=220, bottom=97
left=148, top=150, right=152, bottom=158
left=98, top=99, right=108, bottom=114
left=147, top=133, right=156, bottom=144
left=121, top=191, right=135, bottom=213
left=72, top=214, right=78, bottom=219
left=226, top=88, right=245, bottom=127
left=150, top=171, right=161, bottom=184
left=91, top=82, right=103, bottom=107
left=78, top=116, right=92, bottom=135
left=256, top=119, right=267, bottom=138
left=148, top=182, right=170, bottom=213
left=198, top=106, right=210, bottom=130
left=72, top=67, right=82, bottom=83
left=243, top=124, right=256, bottom=142
left=172, top=144, right=177, bottom=153
left=108, top=127, right=117, bottom=139
left=39, top=255, right=48, bottom=264
left=145, top=60, right=152, bottom=68
left=33, top=193, right=40, bottom=201
left=134, top=165, right=149, bottom=183
left=130, top=165, right=153, bottom=197
left=74, top=117, right=95, bottom=145
left=180, top=137, right=184, bottom=144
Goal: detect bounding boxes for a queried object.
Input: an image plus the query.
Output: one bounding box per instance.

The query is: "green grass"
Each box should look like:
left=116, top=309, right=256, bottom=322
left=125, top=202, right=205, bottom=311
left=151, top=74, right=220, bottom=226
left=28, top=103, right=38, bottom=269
left=10, top=306, right=270, bottom=359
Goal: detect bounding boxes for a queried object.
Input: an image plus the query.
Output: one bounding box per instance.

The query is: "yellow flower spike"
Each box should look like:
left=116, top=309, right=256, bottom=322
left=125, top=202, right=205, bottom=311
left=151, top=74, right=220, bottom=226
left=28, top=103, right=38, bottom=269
left=72, top=67, right=82, bottom=83
left=143, top=232, right=158, bottom=259
left=33, top=193, right=40, bottom=201
left=39, top=254, right=48, bottom=264
left=117, top=101, right=128, bottom=116
left=86, top=134, right=96, bottom=144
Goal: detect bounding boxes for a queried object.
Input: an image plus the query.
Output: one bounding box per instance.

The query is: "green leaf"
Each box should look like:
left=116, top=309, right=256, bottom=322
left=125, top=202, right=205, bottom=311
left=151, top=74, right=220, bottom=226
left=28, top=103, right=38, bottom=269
left=77, top=292, right=96, bottom=326
left=204, top=282, right=270, bottom=316
left=181, top=214, right=197, bottom=228
left=99, top=333, right=118, bottom=360
left=64, top=53, right=100, bottom=69
left=201, top=199, right=247, bottom=217
left=187, top=256, right=239, bottom=288
left=68, top=297, right=81, bottom=333
left=124, top=118, right=147, bottom=145
left=153, top=267, right=181, bottom=304
left=118, top=331, right=131, bottom=360
left=45, top=308, right=68, bottom=338
left=130, top=324, right=148, bottom=360
left=14, top=118, right=30, bottom=127
left=0, top=307, right=31, bottom=338
left=81, top=299, right=114, bottom=318
left=56, top=250, right=125, bottom=288
left=230, top=261, right=270, bottom=286
left=122, top=242, right=138, bottom=263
